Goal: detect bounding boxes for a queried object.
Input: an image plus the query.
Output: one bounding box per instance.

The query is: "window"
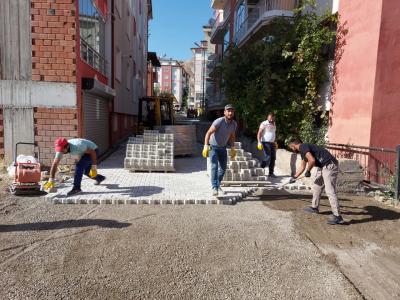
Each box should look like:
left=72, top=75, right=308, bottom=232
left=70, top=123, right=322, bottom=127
left=115, top=0, right=122, bottom=18
left=116, top=48, right=122, bottom=82
left=234, top=0, right=246, bottom=42
left=126, top=62, right=131, bottom=90
left=127, top=9, right=131, bottom=40
left=79, top=0, right=106, bottom=74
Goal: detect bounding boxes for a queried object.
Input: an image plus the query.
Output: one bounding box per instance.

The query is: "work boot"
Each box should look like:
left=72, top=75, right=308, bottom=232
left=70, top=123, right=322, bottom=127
left=304, top=206, right=319, bottom=214
left=212, top=188, right=218, bottom=196
left=327, top=215, right=344, bottom=225
left=67, top=187, right=82, bottom=197
left=94, top=174, right=106, bottom=185
left=218, top=187, right=225, bottom=195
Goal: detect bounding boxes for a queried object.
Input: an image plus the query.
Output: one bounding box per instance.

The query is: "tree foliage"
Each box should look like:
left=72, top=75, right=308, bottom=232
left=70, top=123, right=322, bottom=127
left=222, top=0, right=336, bottom=145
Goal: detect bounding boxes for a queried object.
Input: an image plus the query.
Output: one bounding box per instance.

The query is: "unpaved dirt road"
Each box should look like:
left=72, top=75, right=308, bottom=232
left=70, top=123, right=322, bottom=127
left=0, top=187, right=363, bottom=299
left=261, top=190, right=400, bottom=300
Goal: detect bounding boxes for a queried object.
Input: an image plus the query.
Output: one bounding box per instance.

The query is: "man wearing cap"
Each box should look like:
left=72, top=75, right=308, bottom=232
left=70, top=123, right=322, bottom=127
left=43, top=138, right=106, bottom=196
left=203, top=104, right=237, bottom=196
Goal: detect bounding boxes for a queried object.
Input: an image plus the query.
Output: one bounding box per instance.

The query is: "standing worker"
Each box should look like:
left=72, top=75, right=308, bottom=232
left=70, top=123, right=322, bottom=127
left=43, top=138, right=106, bottom=196
left=203, top=104, right=237, bottom=196
left=287, top=138, right=343, bottom=225
left=257, top=113, right=277, bottom=177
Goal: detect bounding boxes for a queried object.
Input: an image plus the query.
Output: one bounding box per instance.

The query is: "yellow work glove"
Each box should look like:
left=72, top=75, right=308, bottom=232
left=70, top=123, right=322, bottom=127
left=230, top=147, right=237, bottom=159
left=274, top=142, right=278, bottom=149
left=88, top=165, right=97, bottom=178
left=43, top=178, right=55, bottom=190
left=202, top=145, right=210, bottom=158
left=257, top=143, right=263, bottom=151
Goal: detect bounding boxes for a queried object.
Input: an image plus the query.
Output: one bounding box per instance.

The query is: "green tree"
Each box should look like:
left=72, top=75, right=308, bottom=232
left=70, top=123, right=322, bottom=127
left=222, top=0, right=337, bottom=146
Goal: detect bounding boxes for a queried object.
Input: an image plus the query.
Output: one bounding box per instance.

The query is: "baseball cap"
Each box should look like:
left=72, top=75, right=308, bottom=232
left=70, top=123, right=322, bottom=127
left=54, top=138, right=68, bottom=152
left=224, top=104, right=235, bottom=110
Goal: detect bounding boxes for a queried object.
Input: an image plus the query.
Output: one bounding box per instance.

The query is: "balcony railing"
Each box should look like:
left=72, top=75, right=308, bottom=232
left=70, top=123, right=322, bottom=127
left=80, top=38, right=107, bottom=76
left=235, top=0, right=299, bottom=46
left=210, top=3, right=231, bottom=44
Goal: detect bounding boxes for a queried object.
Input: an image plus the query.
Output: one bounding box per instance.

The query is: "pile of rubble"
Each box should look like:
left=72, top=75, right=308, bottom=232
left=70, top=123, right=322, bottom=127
left=124, top=130, right=175, bottom=172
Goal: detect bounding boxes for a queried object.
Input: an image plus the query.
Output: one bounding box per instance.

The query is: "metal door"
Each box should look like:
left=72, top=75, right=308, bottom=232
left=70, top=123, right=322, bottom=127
left=83, top=92, right=109, bottom=155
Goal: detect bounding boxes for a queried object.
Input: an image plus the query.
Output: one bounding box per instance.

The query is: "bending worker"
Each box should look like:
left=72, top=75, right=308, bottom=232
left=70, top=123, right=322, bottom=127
left=203, top=104, right=237, bottom=196
left=288, top=137, right=343, bottom=225
left=44, top=138, right=106, bottom=196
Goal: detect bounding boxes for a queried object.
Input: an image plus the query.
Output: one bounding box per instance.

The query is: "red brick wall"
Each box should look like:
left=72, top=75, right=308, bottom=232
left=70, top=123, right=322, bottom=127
left=0, top=108, right=3, bottom=159
left=31, top=0, right=77, bottom=83
left=111, top=113, right=137, bottom=145
left=34, top=107, right=78, bottom=167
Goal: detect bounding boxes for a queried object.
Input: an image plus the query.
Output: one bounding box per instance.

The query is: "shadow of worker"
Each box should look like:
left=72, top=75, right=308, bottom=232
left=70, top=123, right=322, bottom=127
left=346, top=205, right=400, bottom=225
left=0, top=219, right=131, bottom=232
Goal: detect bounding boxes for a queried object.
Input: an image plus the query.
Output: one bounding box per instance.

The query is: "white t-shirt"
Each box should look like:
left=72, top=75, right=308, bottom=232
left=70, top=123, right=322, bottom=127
left=259, top=120, right=276, bottom=142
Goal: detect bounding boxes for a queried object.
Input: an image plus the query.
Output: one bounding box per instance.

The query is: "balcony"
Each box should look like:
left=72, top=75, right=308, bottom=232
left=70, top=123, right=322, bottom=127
left=207, top=54, right=222, bottom=77
left=211, top=0, right=228, bottom=9
left=235, top=0, right=299, bottom=47
left=80, top=38, right=108, bottom=76
left=210, top=2, right=231, bottom=44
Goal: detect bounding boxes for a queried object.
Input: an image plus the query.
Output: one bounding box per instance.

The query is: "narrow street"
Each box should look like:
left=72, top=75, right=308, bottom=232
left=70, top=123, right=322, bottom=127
left=1, top=160, right=399, bottom=299
left=1, top=0, right=400, bottom=299
left=0, top=192, right=360, bottom=300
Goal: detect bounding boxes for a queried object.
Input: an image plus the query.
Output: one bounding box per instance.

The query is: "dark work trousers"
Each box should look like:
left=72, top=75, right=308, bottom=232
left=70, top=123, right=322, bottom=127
left=261, top=142, right=276, bottom=175
left=73, top=149, right=100, bottom=189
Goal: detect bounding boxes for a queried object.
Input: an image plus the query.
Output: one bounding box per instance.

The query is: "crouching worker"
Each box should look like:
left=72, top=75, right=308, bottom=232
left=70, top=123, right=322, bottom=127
left=287, top=138, right=343, bottom=225
left=43, top=138, right=106, bottom=196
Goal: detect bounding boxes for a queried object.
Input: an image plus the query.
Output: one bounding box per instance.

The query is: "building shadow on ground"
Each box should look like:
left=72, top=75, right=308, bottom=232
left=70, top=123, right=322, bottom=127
left=0, top=219, right=131, bottom=232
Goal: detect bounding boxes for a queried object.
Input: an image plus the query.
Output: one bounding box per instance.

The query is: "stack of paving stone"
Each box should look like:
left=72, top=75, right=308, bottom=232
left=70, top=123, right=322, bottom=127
left=155, top=125, right=196, bottom=156
left=207, top=142, right=269, bottom=182
left=124, top=130, right=175, bottom=172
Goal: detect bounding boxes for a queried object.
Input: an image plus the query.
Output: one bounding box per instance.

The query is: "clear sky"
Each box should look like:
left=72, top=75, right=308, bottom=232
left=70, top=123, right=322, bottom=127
left=148, top=0, right=213, bottom=61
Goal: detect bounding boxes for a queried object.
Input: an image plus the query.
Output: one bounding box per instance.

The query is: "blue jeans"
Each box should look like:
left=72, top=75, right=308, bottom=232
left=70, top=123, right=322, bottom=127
left=74, top=149, right=100, bottom=189
left=210, top=146, right=228, bottom=189
left=261, top=142, right=276, bottom=175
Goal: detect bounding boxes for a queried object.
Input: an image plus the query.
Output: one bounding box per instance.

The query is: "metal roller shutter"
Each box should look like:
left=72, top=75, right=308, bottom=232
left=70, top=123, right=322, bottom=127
left=83, top=92, right=109, bottom=155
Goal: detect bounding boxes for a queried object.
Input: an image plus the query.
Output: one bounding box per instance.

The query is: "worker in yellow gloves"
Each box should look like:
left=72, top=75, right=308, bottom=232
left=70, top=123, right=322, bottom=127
left=43, top=138, right=106, bottom=196
left=257, top=113, right=277, bottom=178
left=203, top=104, right=237, bottom=196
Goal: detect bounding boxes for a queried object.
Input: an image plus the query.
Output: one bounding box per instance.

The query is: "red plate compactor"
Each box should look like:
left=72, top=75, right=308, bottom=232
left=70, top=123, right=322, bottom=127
left=9, top=142, right=42, bottom=195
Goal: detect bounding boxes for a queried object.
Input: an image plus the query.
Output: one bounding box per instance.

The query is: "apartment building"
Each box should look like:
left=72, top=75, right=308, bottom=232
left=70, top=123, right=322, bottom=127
left=146, top=52, right=161, bottom=97
left=182, top=60, right=195, bottom=108
left=0, top=0, right=152, bottom=166
left=154, top=59, right=188, bottom=109
left=191, top=24, right=216, bottom=111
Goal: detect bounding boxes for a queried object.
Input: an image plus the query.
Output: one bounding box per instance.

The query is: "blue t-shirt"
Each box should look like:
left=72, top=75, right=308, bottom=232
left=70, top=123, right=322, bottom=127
left=55, top=138, right=98, bottom=159
left=209, top=117, right=237, bottom=147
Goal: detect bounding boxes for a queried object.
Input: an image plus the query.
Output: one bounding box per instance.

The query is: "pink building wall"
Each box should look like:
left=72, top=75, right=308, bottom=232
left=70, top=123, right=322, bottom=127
left=329, top=0, right=383, bottom=146
left=370, top=0, right=400, bottom=149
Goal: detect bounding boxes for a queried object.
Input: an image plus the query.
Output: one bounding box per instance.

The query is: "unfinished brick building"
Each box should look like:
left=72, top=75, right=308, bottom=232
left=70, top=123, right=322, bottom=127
left=0, top=0, right=152, bottom=166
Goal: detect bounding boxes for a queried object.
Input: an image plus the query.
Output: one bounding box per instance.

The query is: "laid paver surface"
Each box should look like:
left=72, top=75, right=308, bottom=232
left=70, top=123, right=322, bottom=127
left=45, top=145, right=291, bottom=204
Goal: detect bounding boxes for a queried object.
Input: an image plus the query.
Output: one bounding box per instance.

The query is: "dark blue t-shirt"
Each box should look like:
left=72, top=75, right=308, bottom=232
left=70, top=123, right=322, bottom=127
left=299, top=143, right=337, bottom=168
